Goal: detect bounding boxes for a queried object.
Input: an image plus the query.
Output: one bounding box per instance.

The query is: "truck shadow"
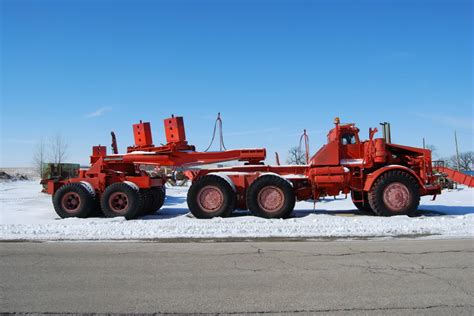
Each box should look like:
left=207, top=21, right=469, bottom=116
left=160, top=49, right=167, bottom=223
left=162, top=195, right=187, bottom=206
left=416, top=206, right=474, bottom=216
left=138, top=196, right=473, bottom=220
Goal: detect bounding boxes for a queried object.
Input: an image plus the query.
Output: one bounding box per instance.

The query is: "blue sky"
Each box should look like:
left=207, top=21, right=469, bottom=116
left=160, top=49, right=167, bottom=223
left=1, top=0, right=472, bottom=167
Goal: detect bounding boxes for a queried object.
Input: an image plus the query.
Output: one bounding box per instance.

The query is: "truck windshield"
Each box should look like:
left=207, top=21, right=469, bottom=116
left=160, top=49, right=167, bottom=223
left=341, top=133, right=356, bottom=145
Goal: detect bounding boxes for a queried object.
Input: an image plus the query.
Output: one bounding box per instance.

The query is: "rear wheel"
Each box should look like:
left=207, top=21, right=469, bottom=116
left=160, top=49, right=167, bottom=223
left=101, top=183, right=144, bottom=219
left=150, top=187, right=165, bottom=213
left=246, top=175, right=295, bottom=218
left=52, top=183, right=95, bottom=218
left=142, top=187, right=166, bottom=215
left=368, top=170, right=420, bottom=216
left=139, top=189, right=154, bottom=216
left=187, top=175, right=235, bottom=219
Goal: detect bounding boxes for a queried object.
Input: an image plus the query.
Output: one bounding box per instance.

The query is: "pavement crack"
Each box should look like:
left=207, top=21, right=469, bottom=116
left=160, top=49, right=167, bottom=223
left=249, top=244, right=264, bottom=257
left=15, top=304, right=473, bottom=314
left=263, top=248, right=474, bottom=258
left=232, top=260, right=266, bottom=273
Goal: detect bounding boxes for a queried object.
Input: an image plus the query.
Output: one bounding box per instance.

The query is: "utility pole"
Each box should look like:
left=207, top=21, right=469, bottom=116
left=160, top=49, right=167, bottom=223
left=454, top=131, right=460, bottom=171
left=423, top=138, right=426, bottom=149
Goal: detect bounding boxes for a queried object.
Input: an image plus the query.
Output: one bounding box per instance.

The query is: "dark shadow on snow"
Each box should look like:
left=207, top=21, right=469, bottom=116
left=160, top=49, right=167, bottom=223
left=417, top=205, right=474, bottom=216
left=140, top=196, right=189, bottom=220
left=136, top=195, right=472, bottom=220
left=162, top=195, right=187, bottom=206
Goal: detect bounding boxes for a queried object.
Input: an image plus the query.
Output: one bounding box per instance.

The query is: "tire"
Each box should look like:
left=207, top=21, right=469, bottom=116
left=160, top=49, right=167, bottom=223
left=246, top=175, right=295, bottom=218
left=100, top=182, right=144, bottom=220
left=139, top=189, right=154, bottom=216
left=52, top=183, right=95, bottom=218
left=80, top=181, right=103, bottom=217
left=368, top=170, right=420, bottom=216
left=351, top=191, right=374, bottom=214
left=187, top=175, right=235, bottom=219
left=150, top=187, right=165, bottom=213
left=141, top=187, right=165, bottom=215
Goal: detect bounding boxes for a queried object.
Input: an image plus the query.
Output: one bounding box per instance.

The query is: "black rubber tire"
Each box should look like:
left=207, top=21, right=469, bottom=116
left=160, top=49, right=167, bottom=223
left=368, top=170, right=420, bottom=216
left=187, top=175, right=235, bottom=219
left=100, top=183, right=144, bottom=220
left=141, top=188, right=165, bottom=215
left=150, top=187, right=165, bottom=213
left=138, top=189, right=154, bottom=216
left=351, top=191, right=374, bottom=214
left=246, top=175, right=295, bottom=218
left=52, top=183, right=95, bottom=218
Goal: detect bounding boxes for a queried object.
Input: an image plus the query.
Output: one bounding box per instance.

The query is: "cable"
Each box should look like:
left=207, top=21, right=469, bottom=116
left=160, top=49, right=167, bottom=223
left=204, top=113, right=227, bottom=152
left=299, top=129, right=310, bottom=164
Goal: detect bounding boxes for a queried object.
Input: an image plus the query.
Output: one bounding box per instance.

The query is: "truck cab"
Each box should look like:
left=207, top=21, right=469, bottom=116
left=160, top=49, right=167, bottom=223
left=310, top=119, right=364, bottom=166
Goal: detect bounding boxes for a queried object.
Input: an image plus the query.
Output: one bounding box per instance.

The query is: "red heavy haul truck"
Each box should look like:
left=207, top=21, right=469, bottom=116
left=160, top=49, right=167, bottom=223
left=185, top=117, right=473, bottom=219
left=44, top=115, right=473, bottom=220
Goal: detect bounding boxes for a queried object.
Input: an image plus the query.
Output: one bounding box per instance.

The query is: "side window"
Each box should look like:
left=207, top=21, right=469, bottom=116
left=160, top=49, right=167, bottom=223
left=341, top=133, right=355, bottom=145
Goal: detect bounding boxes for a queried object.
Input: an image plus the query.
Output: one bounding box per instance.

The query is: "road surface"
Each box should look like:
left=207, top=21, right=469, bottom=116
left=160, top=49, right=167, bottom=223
left=1, top=239, right=473, bottom=315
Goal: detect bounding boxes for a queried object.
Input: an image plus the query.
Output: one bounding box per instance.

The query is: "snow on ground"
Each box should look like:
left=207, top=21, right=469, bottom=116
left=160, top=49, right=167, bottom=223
left=0, top=180, right=473, bottom=241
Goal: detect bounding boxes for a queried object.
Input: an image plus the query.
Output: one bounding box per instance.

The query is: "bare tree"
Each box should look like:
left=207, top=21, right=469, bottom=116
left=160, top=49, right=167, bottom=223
left=459, top=151, right=473, bottom=171
left=286, top=146, right=306, bottom=165
left=32, top=138, right=46, bottom=178
left=49, top=133, right=68, bottom=165
left=449, top=151, right=473, bottom=171
left=448, top=154, right=458, bottom=169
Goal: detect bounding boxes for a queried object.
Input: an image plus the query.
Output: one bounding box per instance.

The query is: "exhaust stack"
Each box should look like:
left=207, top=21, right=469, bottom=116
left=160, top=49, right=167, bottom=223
left=379, top=122, right=392, bottom=144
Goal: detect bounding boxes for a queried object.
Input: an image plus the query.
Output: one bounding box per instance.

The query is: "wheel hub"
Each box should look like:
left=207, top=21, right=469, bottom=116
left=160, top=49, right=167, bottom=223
left=257, top=186, right=284, bottom=212
left=61, top=192, right=81, bottom=213
left=383, top=182, right=410, bottom=212
left=197, top=186, right=224, bottom=212
left=109, top=192, right=129, bottom=214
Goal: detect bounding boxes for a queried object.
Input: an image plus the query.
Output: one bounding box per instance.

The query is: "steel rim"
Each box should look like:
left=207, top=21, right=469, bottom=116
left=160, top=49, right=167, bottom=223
left=197, top=185, right=224, bottom=212
left=61, top=192, right=81, bottom=213
left=257, top=186, right=285, bottom=213
left=383, top=182, right=410, bottom=212
left=108, top=192, right=129, bottom=214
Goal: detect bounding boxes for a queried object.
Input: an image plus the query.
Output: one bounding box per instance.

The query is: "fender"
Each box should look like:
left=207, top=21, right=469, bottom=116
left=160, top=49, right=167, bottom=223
left=363, top=165, right=424, bottom=192
left=79, top=181, right=96, bottom=197
left=207, top=172, right=237, bottom=192
left=257, top=172, right=293, bottom=187
left=123, top=181, right=140, bottom=191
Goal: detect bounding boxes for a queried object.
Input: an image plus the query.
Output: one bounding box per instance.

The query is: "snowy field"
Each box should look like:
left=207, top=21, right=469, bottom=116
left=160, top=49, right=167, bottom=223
left=0, top=180, right=473, bottom=241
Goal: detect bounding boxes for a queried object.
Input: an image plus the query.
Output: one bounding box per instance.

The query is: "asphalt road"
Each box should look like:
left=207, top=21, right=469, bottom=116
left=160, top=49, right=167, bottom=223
left=1, top=239, right=473, bottom=315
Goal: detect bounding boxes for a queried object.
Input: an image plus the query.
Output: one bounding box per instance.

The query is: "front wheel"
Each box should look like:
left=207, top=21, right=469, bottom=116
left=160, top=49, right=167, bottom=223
left=368, top=170, right=420, bottom=216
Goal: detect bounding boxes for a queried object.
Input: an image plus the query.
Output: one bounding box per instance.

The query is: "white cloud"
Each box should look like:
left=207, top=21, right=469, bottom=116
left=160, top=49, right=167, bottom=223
left=85, top=107, right=111, bottom=118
